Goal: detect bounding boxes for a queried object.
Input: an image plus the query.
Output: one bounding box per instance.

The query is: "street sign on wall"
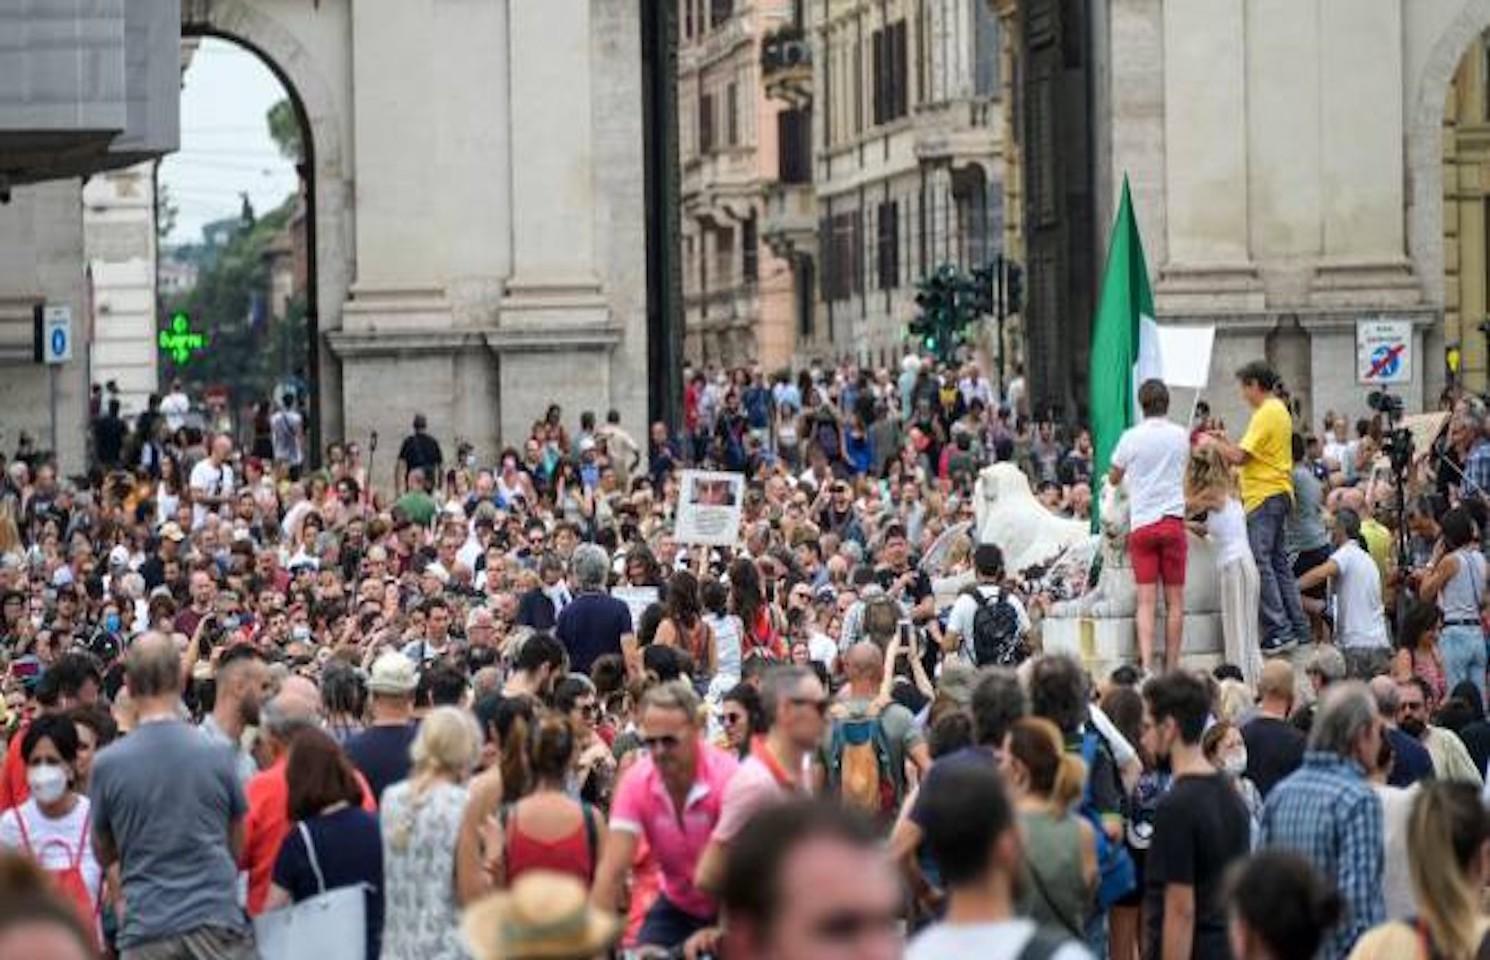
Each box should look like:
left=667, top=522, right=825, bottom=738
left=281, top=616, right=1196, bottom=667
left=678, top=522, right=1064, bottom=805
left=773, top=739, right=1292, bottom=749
left=1357, top=319, right=1411, bottom=385
left=33, top=304, right=73, bottom=364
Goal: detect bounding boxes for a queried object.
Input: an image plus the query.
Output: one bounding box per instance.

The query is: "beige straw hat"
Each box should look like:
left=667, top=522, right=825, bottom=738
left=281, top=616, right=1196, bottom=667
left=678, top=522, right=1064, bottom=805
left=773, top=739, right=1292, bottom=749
left=461, top=870, right=621, bottom=960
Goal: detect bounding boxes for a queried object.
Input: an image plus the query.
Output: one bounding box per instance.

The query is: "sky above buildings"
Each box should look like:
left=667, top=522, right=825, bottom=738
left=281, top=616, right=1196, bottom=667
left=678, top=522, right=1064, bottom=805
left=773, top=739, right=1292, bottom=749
left=159, top=38, right=300, bottom=246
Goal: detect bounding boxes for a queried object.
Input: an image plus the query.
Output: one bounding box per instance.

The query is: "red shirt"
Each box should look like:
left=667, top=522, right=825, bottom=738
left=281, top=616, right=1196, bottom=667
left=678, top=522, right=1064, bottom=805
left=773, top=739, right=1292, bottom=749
left=0, top=724, right=28, bottom=810
left=240, top=756, right=376, bottom=915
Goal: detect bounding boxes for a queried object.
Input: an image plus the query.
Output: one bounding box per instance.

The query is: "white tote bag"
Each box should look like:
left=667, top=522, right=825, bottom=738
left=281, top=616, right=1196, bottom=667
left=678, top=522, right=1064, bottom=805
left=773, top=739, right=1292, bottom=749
left=253, top=821, right=367, bottom=960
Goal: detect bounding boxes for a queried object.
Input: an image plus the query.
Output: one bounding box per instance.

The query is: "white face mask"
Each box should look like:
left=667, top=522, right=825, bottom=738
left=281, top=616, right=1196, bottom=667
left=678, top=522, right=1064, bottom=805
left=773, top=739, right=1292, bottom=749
left=1223, top=748, right=1248, bottom=777
left=27, top=764, right=68, bottom=804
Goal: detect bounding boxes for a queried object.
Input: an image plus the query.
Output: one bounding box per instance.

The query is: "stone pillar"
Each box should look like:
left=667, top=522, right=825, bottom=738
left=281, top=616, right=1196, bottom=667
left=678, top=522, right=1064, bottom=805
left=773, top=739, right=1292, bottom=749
left=505, top=0, right=602, bottom=297
left=1156, top=0, right=1260, bottom=311
left=1161, top=0, right=1248, bottom=267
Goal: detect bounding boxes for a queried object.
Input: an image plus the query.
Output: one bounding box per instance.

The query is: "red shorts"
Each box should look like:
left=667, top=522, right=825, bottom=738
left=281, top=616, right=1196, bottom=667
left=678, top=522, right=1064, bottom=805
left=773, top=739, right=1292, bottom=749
left=1128, top=516, right=1188, bottom=586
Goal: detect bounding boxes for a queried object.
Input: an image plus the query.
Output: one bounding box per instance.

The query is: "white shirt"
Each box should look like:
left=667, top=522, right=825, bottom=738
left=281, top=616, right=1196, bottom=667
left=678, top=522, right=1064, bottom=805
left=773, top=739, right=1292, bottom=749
left=946, top=583, right=1031, bottom=662
left=1205, top=498, right=1252, bottom=566
left=909, top=919, right=1093, bottom=960
left=160, top=390, right=190, bottom=433
left=1331, top=540, right=1388, bottom=649
left=1110, top=416, right=1189, bottom=530
left=188, top=458, right=234, bottom=530
left=0, top=797, right=105, bottom=913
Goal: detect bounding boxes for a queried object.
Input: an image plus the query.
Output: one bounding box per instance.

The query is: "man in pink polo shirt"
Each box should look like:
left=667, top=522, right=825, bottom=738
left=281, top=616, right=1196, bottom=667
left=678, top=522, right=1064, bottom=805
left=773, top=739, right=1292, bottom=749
left=593, top=681, right=739, bottom=949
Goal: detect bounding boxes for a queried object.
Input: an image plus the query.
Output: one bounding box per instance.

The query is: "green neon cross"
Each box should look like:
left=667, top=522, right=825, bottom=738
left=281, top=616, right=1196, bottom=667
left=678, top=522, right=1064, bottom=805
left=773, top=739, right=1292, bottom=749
left=159, top=312, right=208, bottom=365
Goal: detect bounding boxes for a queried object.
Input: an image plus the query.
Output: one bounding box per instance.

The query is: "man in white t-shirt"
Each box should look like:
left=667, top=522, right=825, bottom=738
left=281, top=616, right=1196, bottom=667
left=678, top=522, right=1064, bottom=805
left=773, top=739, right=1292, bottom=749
left=189, top=435, right=236, bottom=530
left=944, top=543, right=1030, bottom=665
left=1297, top=507, right=1390, bottom=677
left=1108, top=379, right=1191, bottom=673
left=269, top=394, right=305, bottom=477
left=160, top=379, right=191, bottom=435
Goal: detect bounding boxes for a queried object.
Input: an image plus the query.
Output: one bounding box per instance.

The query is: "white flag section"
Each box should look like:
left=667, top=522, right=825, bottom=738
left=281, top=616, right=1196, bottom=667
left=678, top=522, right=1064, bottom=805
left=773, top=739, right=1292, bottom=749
left=1154, top=324, right=1216, bottom=389
left=1129, top=318, right=1214, bottom=417
left=1131, top=320, right=1216, bottom=386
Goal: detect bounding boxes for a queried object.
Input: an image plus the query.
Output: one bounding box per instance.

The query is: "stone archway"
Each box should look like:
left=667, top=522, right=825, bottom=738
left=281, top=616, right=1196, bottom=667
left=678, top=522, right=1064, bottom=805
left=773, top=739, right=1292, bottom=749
left=180, top=0, right=354, bottom=452
left=1407, top=0, right=1490, bottom=310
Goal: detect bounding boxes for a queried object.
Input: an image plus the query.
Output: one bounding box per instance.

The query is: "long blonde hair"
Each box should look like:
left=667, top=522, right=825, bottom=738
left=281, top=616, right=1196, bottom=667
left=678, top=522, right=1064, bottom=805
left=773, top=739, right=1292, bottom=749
left=1408, top=781, right=1490, bottom=959
left=1185, top=445, right=1236, bottom=506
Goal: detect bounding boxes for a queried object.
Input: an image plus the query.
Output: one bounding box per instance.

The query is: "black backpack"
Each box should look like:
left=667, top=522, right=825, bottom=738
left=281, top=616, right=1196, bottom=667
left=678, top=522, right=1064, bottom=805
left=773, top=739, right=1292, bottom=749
left=966, top=587, right=1025, bottom=666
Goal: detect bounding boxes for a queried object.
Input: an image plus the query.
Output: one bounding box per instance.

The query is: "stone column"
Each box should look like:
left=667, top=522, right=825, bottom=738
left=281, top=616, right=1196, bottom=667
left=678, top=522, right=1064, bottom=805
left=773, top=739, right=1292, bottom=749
left=1161, top=0, right=1248, bottom=266
left=504, top=0, right=604, bottom=304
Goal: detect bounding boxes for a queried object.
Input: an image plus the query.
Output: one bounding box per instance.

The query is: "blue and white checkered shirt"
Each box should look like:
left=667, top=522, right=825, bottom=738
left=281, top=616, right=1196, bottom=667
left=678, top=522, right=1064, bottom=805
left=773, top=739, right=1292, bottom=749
left=1260, top=751, right=1384, bottom=960
left=1464, top=438, right=1490, bottom=500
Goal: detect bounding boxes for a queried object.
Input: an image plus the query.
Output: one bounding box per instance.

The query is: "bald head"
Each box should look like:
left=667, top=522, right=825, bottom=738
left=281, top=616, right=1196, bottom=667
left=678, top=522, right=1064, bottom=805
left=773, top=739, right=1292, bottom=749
left=1368, top=675, right=1399, bottom=719
left=125, top=631, right=181, bottom=699
left=844, top=642, right=884, bottom=685
left=278, top=675, right=321, bottom=715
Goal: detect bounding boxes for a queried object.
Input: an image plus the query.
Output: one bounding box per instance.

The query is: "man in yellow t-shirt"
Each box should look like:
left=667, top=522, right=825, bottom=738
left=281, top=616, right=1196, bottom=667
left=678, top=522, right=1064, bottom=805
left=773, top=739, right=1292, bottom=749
left=1207, top=361, right=1309, bottom=655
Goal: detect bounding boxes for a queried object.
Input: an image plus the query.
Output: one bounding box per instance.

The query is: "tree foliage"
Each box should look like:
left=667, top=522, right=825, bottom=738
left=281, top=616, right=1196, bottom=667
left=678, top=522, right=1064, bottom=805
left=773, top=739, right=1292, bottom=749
left=159, top=196, right=307, bottom=409
left=266, top=98, right=303, bottom=162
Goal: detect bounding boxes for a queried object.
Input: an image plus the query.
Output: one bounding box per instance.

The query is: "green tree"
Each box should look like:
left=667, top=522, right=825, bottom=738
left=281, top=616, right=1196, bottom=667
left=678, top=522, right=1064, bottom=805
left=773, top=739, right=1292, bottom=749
left=155, top=181, right=179, bottom=241
left=160, top=197, right=302, bottom=406
left=266, top=98, right=302, bottom=162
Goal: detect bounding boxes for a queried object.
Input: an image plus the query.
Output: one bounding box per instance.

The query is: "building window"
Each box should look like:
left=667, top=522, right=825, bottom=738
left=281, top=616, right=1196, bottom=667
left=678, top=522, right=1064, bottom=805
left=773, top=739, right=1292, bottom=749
left=715, top=226, right=736, bottom=289
left=853, top=34, right=863, bottom=134
left=710, top=0, right=732, bottom=29
left=798, top=256, right=816, bottom=337
left=974, top=1, right=1000, bottom=97
left=779, top=107, right=811, bottom=183
left=873, top=20, right=909, bottom=125
left=820, top=210, right=862, bottom=302
left=684, top=0, right=694, bottom=39
left=742, top=215, right=758, bottom=283
left=877, top=200, right=899, bottom=290
left=726, top=83, right=739, bottom=146
left=700, top=92, right=715, bottom=154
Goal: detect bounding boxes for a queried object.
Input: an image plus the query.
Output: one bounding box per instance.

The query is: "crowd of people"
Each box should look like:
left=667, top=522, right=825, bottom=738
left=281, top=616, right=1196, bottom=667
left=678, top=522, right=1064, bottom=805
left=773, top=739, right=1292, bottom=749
left=0, top=352, right=1489, bottom=960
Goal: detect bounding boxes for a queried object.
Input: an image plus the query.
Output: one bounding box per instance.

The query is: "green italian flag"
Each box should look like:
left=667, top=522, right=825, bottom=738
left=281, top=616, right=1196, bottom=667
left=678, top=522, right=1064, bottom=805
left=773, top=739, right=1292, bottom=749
left=1089, top=176, right=1159, bottom=527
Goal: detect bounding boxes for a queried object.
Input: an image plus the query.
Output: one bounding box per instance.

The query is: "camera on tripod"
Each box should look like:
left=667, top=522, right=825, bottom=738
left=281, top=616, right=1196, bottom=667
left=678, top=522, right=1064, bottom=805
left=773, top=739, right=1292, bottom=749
left=1368, top=390, right=1413, bottom=473
left=1367, top=390, right=1405, bottom=422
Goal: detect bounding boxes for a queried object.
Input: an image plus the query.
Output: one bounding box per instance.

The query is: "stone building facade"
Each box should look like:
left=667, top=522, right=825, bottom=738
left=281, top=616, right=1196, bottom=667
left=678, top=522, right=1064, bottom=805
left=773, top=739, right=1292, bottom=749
left=678, top=0, right=804, bottom=371
left=84, top=163, right=161, bottom=418
left=794, top=0, right=1008, bottom=371
left=1075, top=0, right=1490, bottom=430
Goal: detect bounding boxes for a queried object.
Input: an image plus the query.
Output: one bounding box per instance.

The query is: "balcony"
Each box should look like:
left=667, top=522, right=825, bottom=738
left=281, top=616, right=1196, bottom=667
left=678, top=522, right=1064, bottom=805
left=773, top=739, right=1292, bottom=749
left=761, top=26, right=812, bottom=105
left=913, top=96, right=1002, bottom=178
left=760, top=180, right=816, bottom=261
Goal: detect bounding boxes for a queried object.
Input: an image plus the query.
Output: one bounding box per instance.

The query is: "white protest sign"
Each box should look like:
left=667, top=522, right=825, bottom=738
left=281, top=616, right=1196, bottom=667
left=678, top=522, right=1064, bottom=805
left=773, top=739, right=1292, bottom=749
left=675, top=470, right=745, bottom=546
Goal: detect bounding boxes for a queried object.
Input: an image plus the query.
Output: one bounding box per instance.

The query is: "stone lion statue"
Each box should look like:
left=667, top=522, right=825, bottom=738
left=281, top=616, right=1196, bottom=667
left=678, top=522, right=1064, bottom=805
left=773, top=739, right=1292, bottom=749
left=973, top=463, right=1090, bottom=575
left=1048, top=477, right=1219, bottom=618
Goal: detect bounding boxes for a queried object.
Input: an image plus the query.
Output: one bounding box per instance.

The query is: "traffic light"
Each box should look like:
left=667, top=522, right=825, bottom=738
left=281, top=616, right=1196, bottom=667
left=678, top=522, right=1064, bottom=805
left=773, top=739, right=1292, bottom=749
left=1005, top=261, right=1025, bottom=315
left=912, top=263, right=980, bottom=363
left=971, top=263, right=995, bottom=317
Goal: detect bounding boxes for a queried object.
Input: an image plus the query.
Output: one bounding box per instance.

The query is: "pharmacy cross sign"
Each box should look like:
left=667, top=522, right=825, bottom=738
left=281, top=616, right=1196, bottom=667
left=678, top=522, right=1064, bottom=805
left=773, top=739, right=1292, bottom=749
left=159, top=312, right=208, bottom=365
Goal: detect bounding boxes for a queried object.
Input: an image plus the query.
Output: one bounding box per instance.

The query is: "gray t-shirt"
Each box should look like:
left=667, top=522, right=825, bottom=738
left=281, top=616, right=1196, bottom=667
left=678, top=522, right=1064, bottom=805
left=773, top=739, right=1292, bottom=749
left=90, top=719, right=248, bottom=946
left=832, top=696, right=925, bottom=796
left=1284, top=466, right=1329, bottom=555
